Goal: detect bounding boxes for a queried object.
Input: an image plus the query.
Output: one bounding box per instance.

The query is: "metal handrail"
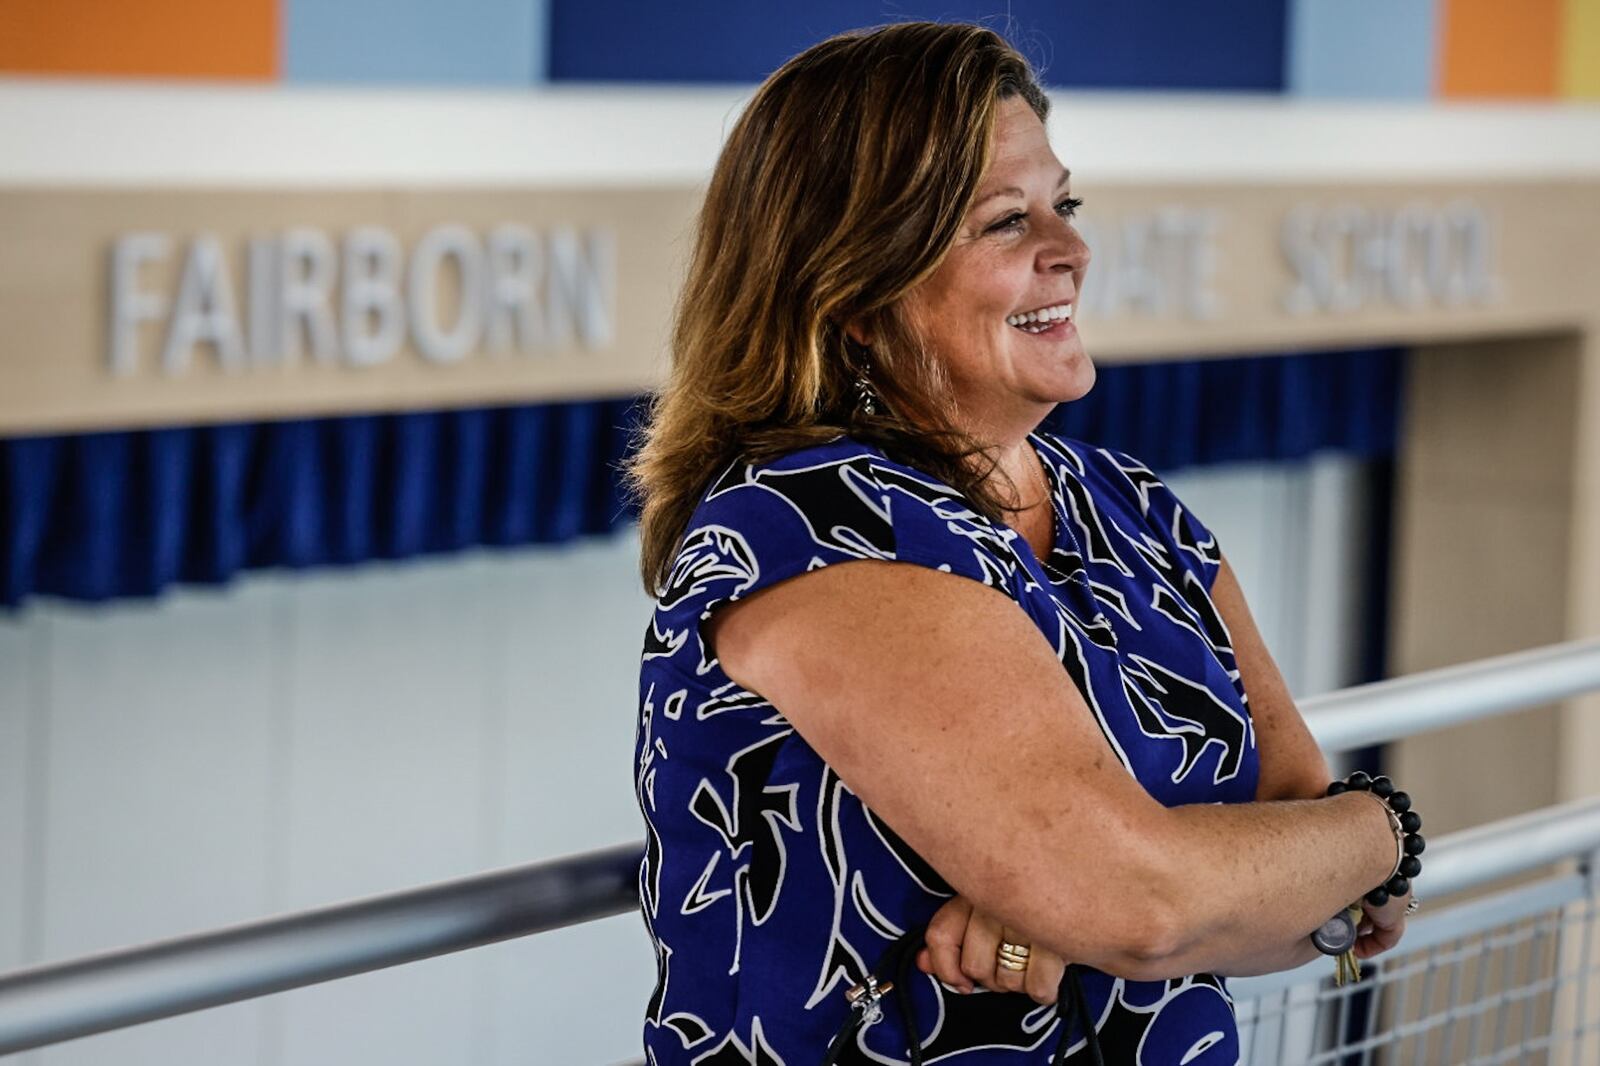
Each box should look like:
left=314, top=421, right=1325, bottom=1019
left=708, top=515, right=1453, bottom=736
left=0, top=844, right=640, bottom=1056
left=4, top=638, right=1600, bottom=1056
left=1303, top=638, right=1600, bottom=753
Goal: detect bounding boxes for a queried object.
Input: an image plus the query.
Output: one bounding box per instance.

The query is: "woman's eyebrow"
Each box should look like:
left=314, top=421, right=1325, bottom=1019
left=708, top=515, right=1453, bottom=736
left=972, top=167, right=1073, bottom=208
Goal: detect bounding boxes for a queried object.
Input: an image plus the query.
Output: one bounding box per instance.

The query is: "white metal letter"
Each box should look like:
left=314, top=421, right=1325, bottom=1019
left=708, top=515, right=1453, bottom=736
left=1184, top=209, right=1222, bottom=320
left=1447, top=201, right=1498, bottom=305
left=1383, top=204, right=1434, bottom=309
left=342, top=226, right=404, bottom=367
left=485, top=224, right=543, bottom=353
left=408, top=224, right=486, bottom=363
left=247, top=236, right=280, bottom=364
left=1318, top=205, right=1368, bottom=313
left=1279, top=205, right=1325, bottom=315
left=108, top=232, right=172, bottom=375
left=1072, top=220, right=1111, bottom=319
left=1115, top=216, right=1165, bottom=317
left=160, top=234, right=247, bottom=375
left=546, top=228, right=615, bottom=349
left=278, top=227, right=340, bottom=363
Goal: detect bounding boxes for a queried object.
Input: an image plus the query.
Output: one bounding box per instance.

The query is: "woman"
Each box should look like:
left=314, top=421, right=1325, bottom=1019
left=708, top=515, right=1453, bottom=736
left=629, top=22, right=1413, bottom=1064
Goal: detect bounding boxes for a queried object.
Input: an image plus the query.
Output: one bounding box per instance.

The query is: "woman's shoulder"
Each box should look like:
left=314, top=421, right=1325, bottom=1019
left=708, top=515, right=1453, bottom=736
left=662, top=435, right=1022, bottom=615
left=697, top=434, right=878, bottom=502
left=1034, top=430, right=1222, bottom=582
left=725, top=433, right=974, bottom=483
left=1033, top=431, right=1179, bottom=515
left=692, top=434, right=977, bottom=529
left=1031, top=428, right=1135, bottom=476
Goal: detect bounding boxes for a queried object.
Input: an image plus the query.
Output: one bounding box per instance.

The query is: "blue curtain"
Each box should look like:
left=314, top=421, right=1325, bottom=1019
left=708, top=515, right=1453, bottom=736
left=2, top=398, right=646, bottom=608
left=1, top=348, right=1402, bottom=608
left=1045, top=347, right=1403, bottom=472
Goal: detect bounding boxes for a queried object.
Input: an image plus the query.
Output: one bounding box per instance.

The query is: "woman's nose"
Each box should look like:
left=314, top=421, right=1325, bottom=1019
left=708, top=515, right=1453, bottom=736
left=1042, top=225, right=1090, bottom=275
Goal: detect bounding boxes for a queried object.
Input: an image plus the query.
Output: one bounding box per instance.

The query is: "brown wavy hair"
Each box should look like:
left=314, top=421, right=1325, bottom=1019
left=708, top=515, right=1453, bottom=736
left=628, top=21, right=1050, bottom=592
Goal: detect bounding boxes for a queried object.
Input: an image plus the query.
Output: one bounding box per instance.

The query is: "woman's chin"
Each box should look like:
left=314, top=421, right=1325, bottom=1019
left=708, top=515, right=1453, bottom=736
left=1069, top=353, right=1096, bottom=397
left=1044, top=352, right=1096, bottom=405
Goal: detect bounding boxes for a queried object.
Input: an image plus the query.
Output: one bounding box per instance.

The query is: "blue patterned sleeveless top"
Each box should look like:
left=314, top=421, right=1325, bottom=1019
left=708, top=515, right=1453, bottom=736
left=635, top=431, right=1259, bottom=1065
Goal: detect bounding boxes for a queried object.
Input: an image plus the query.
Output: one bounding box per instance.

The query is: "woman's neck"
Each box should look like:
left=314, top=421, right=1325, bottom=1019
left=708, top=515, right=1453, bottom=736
left=990, top=438, right=1046, bottom=511
left=982, top=437, right=1053, bottom=559
left=954, top=409, right=1048, bottom=512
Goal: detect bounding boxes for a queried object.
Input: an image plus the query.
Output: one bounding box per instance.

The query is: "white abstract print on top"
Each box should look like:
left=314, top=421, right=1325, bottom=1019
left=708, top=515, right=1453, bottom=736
left=636, top=431, right=1258, bottom=1065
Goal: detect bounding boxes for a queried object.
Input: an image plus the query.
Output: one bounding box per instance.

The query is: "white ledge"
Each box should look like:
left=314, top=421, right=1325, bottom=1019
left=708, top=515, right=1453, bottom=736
left=5, top=79, right=1600, bottom=187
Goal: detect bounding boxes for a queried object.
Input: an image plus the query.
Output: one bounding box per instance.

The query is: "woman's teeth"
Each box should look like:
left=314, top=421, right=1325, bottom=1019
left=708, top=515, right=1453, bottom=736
left=1006, top=303, right=1074, bottom=333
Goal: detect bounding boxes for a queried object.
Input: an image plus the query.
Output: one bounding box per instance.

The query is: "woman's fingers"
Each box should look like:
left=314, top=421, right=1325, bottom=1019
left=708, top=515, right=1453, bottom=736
left=1022, top=943, right=1064, bottom=1006
left=1353, top=893, right=1410, bottom=959
left=917, top=898, right=1066, bottom=1003
left=960, top=910, right=1005, bottom=992
left=1354, top=916, right=1406, bottom=959
left=921, top=896, right=975, bottom=992
left=985, top=923, right=1031, bottom=996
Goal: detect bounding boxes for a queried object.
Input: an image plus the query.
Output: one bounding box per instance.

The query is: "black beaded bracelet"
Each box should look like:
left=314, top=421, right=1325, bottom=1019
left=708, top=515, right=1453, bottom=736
left=1327, top=772, right=1425, bottom=906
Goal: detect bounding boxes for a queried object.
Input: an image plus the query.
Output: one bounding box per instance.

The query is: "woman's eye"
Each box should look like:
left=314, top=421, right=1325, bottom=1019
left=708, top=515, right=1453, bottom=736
left=985, top=197, right=1083, bottom=235
left=987, top=212, right=1026, bottom=234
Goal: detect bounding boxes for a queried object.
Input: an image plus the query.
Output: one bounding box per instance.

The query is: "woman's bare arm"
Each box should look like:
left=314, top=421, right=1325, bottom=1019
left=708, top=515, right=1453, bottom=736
left=1208, top=554, right=1412, bottom=974
left=707, top=559, right=1395, bottom=982
left=926, top=554, right=1349, bottom=987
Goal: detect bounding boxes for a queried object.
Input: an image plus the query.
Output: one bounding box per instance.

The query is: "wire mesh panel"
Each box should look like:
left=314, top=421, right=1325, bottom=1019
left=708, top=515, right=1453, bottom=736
left=1236, top=881, right=1600, bottom=1065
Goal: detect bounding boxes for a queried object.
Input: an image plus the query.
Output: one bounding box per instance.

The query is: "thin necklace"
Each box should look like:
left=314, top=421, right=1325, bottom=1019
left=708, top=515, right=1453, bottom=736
left=1004, top=448, right=1051, bottom=514
left=1029, top=448, right=1052, bottom=509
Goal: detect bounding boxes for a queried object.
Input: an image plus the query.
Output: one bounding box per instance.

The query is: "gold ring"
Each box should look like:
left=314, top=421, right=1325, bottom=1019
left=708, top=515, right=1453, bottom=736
left=997, top=941, right=1031, bottom=971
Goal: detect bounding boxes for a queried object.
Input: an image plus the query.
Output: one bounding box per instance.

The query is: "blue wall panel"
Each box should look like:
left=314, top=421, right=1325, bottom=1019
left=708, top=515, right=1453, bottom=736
left=548, top=1, right=1288, bottom=91
left=284, top=0, right=547, bottom=86
left=1287, top=0, right=1436, bottom=99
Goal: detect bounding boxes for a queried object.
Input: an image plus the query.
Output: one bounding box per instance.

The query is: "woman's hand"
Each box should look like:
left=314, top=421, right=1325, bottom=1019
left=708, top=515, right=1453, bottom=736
left=1352, top=891, right=1411, bottom=960
left=916, top=896, right=1067, bottom=1005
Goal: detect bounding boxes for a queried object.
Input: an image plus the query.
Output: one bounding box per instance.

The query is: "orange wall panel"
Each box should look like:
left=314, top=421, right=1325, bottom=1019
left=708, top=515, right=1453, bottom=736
left=0, top=0, right=277, bottom=80
left=1439, top=0, right=1564, bottom=98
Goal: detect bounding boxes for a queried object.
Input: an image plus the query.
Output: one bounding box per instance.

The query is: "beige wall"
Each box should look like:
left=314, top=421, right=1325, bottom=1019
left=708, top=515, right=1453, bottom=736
left=3, top=180, right=1597, bottom=434
left=1391, top=335, right=1583, bottom=836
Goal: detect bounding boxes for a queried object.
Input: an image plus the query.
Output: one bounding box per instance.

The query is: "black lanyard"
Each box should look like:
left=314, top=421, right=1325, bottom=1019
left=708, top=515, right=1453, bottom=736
left=820, top=927, right=1106, bottom=1066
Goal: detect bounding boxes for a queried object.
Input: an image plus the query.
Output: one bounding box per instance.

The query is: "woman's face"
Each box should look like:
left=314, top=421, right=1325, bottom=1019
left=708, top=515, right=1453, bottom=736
left=899, top=95, right=1093, bottom=442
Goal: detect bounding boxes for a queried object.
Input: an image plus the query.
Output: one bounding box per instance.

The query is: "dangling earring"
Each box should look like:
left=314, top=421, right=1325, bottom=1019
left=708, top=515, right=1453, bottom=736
left=855, top=372, right=878, bottom=417
left=843, top=328, right=879, bottom=417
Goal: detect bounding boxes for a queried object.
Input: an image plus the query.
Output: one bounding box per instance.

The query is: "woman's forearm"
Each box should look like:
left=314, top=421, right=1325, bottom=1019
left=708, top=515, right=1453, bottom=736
left=1209, top=930, right=1323, bottom=979
left=1048, top=791, right=1395, bottom=982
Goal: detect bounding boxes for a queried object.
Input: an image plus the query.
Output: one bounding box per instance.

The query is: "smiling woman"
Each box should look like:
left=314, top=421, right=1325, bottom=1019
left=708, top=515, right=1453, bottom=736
left=894, top=99, right=1093, bottom=483
left=627, top=21, right=1414, bottom=1066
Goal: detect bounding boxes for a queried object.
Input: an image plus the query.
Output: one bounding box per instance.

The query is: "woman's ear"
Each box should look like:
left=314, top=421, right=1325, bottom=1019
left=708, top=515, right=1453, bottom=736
left=843, top=319, right=873, bottom=347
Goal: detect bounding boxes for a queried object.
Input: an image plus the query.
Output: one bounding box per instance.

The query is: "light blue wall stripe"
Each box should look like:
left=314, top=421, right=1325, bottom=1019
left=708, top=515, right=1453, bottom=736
left=284, top=0, right=548, bottom=87
left=1287, top=0, right=1437, bottom=99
